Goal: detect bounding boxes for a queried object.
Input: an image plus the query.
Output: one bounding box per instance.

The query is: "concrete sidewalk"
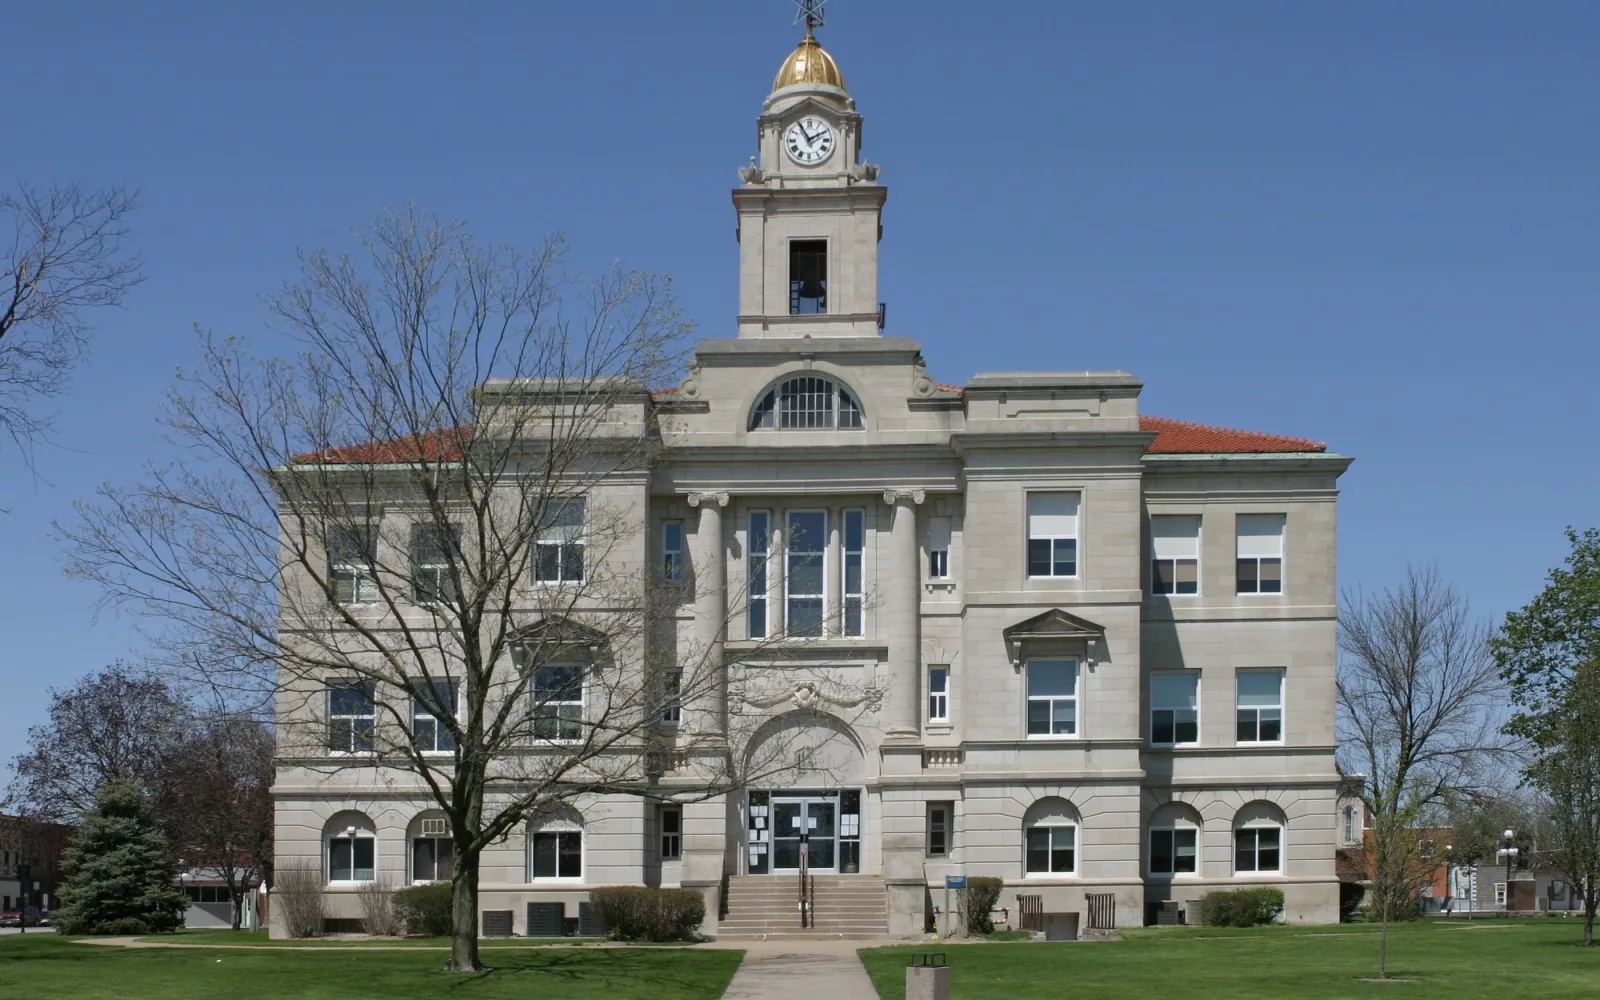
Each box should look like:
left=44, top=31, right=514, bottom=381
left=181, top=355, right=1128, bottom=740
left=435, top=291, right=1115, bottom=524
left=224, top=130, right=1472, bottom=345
left=719, top=939, right=880, bottom=1000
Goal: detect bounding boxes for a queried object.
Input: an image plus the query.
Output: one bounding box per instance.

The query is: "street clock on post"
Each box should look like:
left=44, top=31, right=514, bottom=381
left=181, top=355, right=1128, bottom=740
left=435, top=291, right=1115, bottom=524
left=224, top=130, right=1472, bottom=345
left=784, top=115, right=836, bottom=165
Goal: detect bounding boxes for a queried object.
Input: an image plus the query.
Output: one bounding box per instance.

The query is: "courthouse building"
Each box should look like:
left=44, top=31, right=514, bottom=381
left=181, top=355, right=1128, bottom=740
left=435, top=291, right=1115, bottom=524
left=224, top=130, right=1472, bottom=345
left=273, top=24, right=1351, bottom=936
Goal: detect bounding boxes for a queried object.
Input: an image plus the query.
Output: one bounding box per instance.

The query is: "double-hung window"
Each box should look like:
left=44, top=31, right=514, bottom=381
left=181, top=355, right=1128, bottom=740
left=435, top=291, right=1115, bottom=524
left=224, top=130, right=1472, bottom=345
left=531, top=665, right=583, bottom=741
left=1150, top=672, right=1199, bottom=745
left=662, top=521, right=684, bottom=582
left=928, top=666, right=950, bottom=723
left=1025, top=823, right=1076, bottom=875
left=1027, top=493, right=1079, bottom=578
left=843, top=509, right=865, bottom=637
left=535, top=500, right=585, bottom=584
left=410, top=523, right=460, bottom=604
left=1234, top=825, right=1282, bottom=874
left=1236, top=514, right=1285, bottom=594
left=659, top=806, right=681, bottom=861
left=1236, top=670, right=1284, bottom=743
left=748, top=512, right=770, bottom=638
left=786, top=511, right=827, bottom=637
left=927, top=803, right=952, bottom=857
left=328, top=834, right=375, bottom=882
left=660, top=670, right=682, bottom=725
left=328, top=680, right=375, bottom=753
left=328, top=526, right=378, bottom=604
left=927, top=516, right=951, bottom=579
left=411, top=679, right=457, bottom=753
left=1151, top=828, right=1198, bottom=876
left=1026, top=659, right=1078, bottom=737
left=1150, top=515, right=1200, bottom=595
left=1343, top=806, right=1357, bottom=844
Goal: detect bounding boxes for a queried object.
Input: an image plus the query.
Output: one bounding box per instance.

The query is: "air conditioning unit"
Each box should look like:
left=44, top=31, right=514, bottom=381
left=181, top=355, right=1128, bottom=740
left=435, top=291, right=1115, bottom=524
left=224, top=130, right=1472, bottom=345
left=421, top=819, right=448, bottom=837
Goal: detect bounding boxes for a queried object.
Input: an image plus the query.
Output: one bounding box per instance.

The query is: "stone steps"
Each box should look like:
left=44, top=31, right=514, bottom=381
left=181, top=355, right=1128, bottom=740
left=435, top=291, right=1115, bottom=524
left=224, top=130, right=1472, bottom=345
left=720, top=873, right=889, bottom=938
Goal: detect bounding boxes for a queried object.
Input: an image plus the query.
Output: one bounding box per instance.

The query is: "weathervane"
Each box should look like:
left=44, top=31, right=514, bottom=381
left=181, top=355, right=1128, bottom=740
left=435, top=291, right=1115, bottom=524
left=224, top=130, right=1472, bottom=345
left=792, top=0, right=830, bottom=35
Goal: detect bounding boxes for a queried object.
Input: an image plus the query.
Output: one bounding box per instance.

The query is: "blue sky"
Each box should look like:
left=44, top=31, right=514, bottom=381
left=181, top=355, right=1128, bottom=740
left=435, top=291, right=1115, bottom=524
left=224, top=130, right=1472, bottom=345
left=1, top=1, right=1596, bottom=780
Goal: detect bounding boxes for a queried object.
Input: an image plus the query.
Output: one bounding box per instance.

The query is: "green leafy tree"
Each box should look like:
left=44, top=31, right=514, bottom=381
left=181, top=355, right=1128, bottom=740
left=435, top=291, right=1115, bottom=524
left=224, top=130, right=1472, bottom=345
left=53, top=780, right=189, bottom=934
left=1494, top=528, right=1600, bottom=946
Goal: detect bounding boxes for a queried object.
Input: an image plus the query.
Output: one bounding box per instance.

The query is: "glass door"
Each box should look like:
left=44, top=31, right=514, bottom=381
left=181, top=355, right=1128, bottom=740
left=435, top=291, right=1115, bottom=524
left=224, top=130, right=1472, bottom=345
left=766, top=794, right=838, bottom=873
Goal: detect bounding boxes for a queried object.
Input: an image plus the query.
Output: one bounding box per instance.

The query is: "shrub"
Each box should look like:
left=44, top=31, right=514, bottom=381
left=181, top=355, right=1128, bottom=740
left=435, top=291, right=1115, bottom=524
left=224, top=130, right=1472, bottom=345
left=393, top=882, right=454, bottom=937
left=104, top=916, right=151, bottom=935
left=1197, top=887, right=1285, bottom=927
left=590, top=886, right=705, bottom=941
left=272, top=863, right=326, bottom=938
left=356, top=879, right=402, bottom=936
left=963, top=876, right=1005, bottom=935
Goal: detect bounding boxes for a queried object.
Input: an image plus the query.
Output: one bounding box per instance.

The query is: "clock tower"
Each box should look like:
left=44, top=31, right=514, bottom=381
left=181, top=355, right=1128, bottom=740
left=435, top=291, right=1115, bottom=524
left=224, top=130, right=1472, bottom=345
left=734, top=21, right=886, bottom=339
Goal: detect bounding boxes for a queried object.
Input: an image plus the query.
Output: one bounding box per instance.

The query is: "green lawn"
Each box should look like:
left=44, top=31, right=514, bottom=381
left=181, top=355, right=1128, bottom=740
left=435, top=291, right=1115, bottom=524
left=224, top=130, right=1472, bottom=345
left=133, top=929, right=596, bottom=948
left=860, top=920, right=1600, bottom=1000
left=0, top=935, right=744, bottom=1000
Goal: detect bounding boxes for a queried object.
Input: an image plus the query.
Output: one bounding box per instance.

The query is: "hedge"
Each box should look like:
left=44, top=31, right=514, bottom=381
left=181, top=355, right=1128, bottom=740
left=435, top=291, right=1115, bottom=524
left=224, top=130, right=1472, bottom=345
left=964, top=876, right=1005, bottom=935
left=1196, top=887, right=1285, bottom=927
left=589, top=886, right=705, bottom=941
left=393, top=882, right=454, bottom=937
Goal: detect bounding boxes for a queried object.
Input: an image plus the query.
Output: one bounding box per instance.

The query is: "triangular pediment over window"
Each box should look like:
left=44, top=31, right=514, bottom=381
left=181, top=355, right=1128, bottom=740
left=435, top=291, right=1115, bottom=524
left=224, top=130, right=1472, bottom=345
left=510, top=617, right=609, bottom=663
left=1002, top=608, right=1106, bottom=667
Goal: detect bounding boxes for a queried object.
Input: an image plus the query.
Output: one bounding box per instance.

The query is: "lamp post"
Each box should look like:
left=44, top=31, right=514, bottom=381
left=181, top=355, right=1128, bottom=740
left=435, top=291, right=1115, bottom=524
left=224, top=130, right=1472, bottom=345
left=1497, top=829, right=1518, bottom=914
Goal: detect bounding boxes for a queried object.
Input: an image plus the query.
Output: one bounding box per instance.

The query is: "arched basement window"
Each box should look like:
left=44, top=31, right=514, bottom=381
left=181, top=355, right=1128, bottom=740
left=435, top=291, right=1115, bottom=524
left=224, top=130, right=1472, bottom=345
left=749, top=376, right=865, bottom=431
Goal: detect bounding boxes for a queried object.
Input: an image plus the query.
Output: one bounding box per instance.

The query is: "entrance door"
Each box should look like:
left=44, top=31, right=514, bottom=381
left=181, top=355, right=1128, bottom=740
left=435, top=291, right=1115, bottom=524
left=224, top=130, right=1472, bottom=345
left=770, top=796, right=836, bottom=873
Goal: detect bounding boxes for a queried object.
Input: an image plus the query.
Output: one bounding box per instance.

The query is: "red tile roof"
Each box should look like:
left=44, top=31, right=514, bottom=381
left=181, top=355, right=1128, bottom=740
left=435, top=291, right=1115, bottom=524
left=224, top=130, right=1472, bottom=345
left=1141, top=416, right=1325, bottom=454
left=296, top=414, right=1324, bottom=464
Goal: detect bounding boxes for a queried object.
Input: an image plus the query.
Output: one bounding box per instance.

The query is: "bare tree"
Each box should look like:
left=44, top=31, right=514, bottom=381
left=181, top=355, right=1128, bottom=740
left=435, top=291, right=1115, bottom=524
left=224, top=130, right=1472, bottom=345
left=156, top=715, right=275, bottom=930
left=6, top=663, right=191, bottom=823
left=1, top=183, right=143, bottom=459
left=60, top=209, right=864, bottom=968
left=1337, top=566, right=1505, bottom=979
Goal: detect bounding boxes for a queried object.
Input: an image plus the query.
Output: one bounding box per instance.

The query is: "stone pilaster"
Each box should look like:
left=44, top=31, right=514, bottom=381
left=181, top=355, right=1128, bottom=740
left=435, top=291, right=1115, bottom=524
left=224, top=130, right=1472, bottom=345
left=688, top=492, right=729, bottom=736
left=882, top=489, right=925, bottom=740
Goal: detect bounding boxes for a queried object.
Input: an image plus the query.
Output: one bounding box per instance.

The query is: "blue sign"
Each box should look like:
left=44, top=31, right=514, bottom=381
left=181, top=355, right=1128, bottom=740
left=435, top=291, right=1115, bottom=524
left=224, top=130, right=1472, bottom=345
left=944, top=875, right=966, bottom=889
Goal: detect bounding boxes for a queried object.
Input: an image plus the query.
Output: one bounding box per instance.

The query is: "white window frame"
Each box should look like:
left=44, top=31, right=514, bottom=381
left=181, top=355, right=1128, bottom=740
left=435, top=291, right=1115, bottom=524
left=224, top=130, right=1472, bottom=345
left=1150, top=826, right=1199, bottom=877
left=1234, top=823, right=1284, bottom=875
left=1150, top=514, right=1200, bottom=596
left=327, top=832, right=376, bottom=884
left=1150, top=672, right=1200, bottom=746
left=748, top=511, right=771, bottom=639
left=1236, top=669, right=1285, bottom=745
left=1025, top=658, right=1079, bottom=739
left=927, top=516, right=951, bottom=580
left=785, top=509, right=828, bottom=638
left=1494, top=882, right=1507, bottom=906
left=530, top=664, right=584, bottom=743
left=1236, top=513, right=1285, bottom=596
left=1024, top=821, right=1077, bottom=877
left=748, top=375, right=866, bottom=431
left=328, top=525, right=379, bottom=605
left=409, top=522, right=460, bottom=604
left=927, top=665, right=950, bottom=723
left=1026, top=492, right=1080, bottom=579
left=659, top=805, right=681, bottom=861
left=534, top=499, right=586, bottom=585
left=662, top=520, right=684, bottom=583
left=926, top=802, right=952, bottom=858
left=529, top=825, right=584, bottom=882
left=410, top=678, right=458, bottom=755
left=1343, top=806, right=1357, bottom=845
left=327, top=680, right=376, bottom=754
left=411, top=833, right=453, bottom=884
left=843, top=508, right=865, bottom=637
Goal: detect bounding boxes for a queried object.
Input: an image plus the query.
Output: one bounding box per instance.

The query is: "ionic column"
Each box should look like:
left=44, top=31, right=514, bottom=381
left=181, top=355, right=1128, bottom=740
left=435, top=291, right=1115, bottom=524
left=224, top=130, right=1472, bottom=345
left=688, top=492, right=729, bottom=736
left=882, top=489, right=925, bottom=740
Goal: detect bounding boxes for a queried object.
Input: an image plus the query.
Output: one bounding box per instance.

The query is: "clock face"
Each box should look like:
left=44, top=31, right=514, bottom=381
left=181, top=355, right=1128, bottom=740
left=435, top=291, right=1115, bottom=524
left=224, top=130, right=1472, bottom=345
left=784, top=116, right=836, bottom=165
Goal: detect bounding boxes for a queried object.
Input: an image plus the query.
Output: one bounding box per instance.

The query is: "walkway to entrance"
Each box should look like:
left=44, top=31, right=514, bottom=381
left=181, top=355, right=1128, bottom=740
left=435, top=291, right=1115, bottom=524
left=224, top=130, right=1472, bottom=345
left=718, top=939, right=879, bottom=1000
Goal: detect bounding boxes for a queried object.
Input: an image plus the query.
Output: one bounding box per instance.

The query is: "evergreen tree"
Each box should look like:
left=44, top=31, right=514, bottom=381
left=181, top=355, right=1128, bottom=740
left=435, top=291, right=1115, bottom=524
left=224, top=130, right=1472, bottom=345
left=54, top=779, right=189, bottom=934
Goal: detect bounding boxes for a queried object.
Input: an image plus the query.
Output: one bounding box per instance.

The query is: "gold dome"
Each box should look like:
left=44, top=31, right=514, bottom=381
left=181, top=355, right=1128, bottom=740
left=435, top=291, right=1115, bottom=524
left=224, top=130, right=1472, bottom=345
left=772, top=34, right=846, bottom=92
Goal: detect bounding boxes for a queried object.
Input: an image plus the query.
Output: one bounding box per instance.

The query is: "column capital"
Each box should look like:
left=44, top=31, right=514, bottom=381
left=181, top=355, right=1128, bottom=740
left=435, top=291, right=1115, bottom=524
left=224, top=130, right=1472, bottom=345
left=881, top=489, right=926, bottom=506
left=688, top=491, right=730, bottom=508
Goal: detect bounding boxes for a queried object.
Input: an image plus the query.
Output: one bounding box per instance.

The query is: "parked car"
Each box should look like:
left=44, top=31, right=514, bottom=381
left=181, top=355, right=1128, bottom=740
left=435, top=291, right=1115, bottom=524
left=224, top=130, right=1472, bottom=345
left=0, top=907, right=42, bottom=928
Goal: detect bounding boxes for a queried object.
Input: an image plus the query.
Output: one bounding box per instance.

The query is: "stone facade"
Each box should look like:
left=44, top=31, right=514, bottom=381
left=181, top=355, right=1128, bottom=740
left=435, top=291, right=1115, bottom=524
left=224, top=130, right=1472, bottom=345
left=271, top=27, right=1352, bottom=936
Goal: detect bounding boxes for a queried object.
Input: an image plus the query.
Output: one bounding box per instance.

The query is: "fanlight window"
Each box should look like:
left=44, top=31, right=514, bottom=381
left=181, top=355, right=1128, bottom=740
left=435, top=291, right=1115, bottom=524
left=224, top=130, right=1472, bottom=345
left=750, top=377, right=865, bottom=431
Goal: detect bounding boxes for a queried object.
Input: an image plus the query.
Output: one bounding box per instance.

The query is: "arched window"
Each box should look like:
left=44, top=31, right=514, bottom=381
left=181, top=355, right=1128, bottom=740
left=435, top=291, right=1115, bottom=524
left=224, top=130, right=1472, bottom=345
left=1233, top=803, right=1285, bottom=876
left=1023, top=798, right=1078, bottom=877
left=324, top=811, right=377, bottom=884
left=528, top=808, right=584, bottom=881
left=1149, top=803, right=1201, bottom=877
left=749, top=376, right=865, bottom=431
left=409, top=812, right=453, bottom=884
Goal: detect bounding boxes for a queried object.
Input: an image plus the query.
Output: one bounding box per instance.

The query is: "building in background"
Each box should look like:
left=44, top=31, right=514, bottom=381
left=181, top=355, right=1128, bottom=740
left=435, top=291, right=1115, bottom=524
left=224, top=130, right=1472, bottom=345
left=273, top=20, right=1352, bottom=936
left=0, top=814, right=72, bottom=916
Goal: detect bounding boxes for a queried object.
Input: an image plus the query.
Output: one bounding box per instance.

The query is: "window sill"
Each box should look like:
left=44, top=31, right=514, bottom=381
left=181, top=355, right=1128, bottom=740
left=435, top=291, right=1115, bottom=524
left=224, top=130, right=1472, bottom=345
left=1235, top=741, right=1285, bottom=749
left=1026, top=575, right=1080, bottom=582
left=528, top=877, right=586, bottom=884
left=1145, top=873, right=1199, bottom=882
left=1234, top=871, right=1284, bottom=879
left=924, top=580, right=956, bottom=592
left=1025, top=734, right=1080, bottom=741
left=926, top=721, right=952, bottom=731
left=1023, top=872, right=1078, bottom=880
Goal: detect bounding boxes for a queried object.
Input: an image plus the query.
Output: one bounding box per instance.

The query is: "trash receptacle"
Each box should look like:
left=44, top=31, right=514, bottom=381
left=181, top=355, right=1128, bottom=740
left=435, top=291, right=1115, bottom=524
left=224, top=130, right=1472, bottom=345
left=906, top=952, right=949, bottom=1000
